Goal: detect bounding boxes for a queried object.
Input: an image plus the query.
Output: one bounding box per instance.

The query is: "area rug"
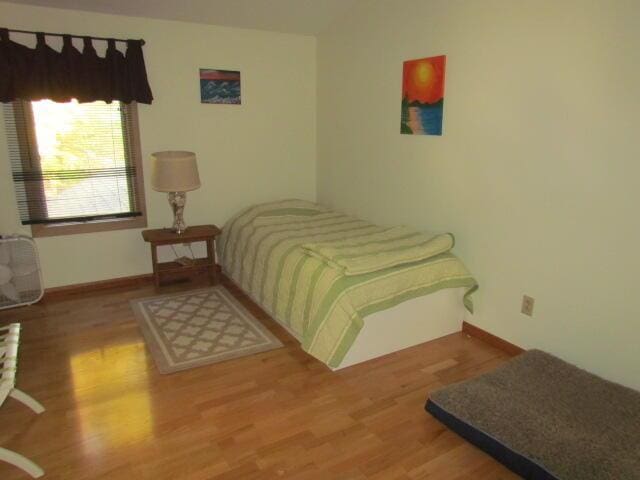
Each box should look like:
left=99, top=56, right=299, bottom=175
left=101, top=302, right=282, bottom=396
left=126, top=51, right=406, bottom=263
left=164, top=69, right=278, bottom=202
left=425, top=350, right=640, bottom=480
left=131, top=286, right=283, bottom=374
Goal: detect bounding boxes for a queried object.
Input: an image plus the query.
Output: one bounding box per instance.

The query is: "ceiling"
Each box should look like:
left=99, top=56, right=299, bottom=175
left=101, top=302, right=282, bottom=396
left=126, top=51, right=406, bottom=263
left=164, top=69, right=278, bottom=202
left=5, top=0, right=358, bottom=35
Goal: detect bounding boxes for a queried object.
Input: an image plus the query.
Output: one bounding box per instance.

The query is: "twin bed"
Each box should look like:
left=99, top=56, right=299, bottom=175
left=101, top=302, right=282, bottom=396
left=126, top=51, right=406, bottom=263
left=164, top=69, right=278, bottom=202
left=217, top=199, right=477, bottom=369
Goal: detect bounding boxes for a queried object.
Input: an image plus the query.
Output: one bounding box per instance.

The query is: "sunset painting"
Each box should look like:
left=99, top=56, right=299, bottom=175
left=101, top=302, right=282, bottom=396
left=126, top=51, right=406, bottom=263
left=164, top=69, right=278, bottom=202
left=401, top=55, right=446, bottom=135
left=200, top=69, right=241, bottom=104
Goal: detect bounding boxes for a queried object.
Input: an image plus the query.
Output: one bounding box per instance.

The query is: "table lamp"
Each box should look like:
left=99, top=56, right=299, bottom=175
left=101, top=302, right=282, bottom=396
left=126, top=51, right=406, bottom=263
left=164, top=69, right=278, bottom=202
left=150, top=151, right=201, bottom=234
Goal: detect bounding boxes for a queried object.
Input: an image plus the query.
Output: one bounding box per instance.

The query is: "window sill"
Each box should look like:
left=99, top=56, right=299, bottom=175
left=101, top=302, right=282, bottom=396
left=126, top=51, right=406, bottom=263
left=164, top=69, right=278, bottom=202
left=30, top=216, right=147, bottom=238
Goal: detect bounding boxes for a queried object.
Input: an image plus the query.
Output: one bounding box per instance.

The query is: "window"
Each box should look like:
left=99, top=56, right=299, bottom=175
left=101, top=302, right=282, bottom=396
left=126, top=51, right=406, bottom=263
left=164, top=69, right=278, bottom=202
left=3, top=99, right=146, bottom=237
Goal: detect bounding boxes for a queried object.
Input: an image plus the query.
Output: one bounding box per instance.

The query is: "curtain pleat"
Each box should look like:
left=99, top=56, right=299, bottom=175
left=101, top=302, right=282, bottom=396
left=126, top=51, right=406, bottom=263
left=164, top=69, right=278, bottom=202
left=125, top=39, right=153, bottom=104
left=78, top=36, right=105, bottom=102
left=60, top=35, right=83, bottom=100
left=31, top=32, right=65, bottom=101
left=0, top=28, right=153, bottom=104
left=105, top=39, right=130, bottom=103
left=1, top=29, right=33, bottom=101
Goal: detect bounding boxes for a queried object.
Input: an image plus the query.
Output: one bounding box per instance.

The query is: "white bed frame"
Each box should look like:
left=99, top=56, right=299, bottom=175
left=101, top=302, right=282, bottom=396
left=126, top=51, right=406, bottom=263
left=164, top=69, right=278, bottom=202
left=227, top=272, right=467, bottom=369
left=337, top=287, right=467, bottom=369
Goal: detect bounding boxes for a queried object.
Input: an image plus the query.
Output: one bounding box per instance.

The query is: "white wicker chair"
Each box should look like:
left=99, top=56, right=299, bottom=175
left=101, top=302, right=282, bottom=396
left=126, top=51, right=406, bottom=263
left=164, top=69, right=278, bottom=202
left=0, top=324, right=45, bottom=478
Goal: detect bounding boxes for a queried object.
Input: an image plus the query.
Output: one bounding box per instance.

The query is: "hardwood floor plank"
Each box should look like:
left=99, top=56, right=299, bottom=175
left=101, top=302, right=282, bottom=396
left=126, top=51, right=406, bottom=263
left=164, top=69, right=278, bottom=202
left=0, top=277, right=520, bottom=479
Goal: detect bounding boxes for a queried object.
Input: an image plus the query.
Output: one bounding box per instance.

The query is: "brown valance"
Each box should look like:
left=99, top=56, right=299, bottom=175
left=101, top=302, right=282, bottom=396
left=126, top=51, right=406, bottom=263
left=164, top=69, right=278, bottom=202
left=0, top=28, right=153, bottom=104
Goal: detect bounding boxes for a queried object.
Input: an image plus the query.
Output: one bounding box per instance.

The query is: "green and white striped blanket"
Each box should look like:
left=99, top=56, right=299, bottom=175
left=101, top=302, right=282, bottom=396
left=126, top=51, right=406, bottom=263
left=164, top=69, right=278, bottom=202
left=302, top=228, right=455, bottom=276
left=217, top=200, right=477, bottom=368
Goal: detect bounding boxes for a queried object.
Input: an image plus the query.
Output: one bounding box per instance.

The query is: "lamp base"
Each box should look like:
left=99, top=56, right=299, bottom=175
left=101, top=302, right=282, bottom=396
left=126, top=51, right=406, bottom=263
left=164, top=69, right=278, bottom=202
left=167, top=191, right=188, bottom=234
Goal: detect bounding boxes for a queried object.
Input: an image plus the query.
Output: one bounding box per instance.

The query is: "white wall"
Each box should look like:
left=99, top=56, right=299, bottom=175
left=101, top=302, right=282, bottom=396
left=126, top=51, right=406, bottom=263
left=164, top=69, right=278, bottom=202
left=317, top=0, right=640, bottom=389
left=0, top=2, right=316, bottom=288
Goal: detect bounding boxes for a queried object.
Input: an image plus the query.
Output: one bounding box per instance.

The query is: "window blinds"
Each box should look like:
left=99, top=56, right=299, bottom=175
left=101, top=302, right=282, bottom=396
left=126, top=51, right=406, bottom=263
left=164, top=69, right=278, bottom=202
left=3, top=99, right=144, bottom=225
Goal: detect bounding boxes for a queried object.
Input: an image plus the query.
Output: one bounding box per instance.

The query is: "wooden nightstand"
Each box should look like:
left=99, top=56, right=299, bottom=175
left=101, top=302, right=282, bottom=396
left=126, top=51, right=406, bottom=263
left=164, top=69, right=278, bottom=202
left=142, top=225, right=221, bottom=288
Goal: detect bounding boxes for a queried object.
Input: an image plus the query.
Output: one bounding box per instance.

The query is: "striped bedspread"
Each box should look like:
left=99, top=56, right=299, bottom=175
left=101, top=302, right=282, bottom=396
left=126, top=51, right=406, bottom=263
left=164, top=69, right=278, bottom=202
left=217, top=200, right=477, bottom=368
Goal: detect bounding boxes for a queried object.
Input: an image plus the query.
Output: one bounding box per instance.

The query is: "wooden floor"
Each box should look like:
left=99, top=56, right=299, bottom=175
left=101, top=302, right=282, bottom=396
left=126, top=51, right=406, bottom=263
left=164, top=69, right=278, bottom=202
left=0, top=277, right=519, bottom=480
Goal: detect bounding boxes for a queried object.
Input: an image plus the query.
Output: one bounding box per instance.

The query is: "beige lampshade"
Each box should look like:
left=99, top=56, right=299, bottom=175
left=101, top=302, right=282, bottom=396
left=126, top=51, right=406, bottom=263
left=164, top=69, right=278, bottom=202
left=150, top=151, right=201, bottom=192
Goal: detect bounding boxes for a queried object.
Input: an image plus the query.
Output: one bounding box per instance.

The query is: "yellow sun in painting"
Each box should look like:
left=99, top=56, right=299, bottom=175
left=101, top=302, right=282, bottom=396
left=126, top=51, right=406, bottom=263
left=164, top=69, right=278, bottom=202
left=414, top=61, right=435, bottom=88
left=402, top=55, right=445, bottom=104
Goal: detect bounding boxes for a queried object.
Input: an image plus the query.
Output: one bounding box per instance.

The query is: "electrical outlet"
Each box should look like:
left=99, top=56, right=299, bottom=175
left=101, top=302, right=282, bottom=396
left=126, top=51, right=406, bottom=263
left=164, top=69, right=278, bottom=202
left=521, top=295, right=535, bottom=316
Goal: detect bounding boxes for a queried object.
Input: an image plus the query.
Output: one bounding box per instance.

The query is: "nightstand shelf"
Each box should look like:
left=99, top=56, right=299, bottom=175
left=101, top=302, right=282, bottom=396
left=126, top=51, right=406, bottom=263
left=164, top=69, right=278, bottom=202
left=157, top=258, right=211, bottom=274
left=142, top=225, right=221, bottom=288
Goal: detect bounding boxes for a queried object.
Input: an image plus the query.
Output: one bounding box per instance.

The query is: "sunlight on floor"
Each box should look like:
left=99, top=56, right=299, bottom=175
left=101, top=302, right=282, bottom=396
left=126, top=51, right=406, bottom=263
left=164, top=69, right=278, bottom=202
left=69, top=342, right=153, bottom=454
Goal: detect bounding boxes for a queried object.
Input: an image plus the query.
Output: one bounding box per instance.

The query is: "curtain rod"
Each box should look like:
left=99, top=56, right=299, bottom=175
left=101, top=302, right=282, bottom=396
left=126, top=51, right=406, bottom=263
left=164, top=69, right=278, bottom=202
left=3, top=27, right=145, bottom=46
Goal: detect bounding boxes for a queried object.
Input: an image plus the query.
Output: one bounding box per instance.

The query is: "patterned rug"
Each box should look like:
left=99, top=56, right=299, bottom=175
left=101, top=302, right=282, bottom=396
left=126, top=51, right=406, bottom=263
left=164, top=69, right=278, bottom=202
left=131, top=286, right=283, bottom=374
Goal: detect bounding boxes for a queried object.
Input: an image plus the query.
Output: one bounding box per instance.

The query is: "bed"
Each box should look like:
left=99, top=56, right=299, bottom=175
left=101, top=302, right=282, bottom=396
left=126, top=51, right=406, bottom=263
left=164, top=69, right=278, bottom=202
left=217, top=199, right=477, bottom=369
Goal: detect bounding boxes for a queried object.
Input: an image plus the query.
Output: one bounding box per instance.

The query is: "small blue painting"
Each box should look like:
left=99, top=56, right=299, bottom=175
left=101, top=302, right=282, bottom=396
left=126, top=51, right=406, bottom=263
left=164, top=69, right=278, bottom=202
left=200, top=69, right=241, bottom=104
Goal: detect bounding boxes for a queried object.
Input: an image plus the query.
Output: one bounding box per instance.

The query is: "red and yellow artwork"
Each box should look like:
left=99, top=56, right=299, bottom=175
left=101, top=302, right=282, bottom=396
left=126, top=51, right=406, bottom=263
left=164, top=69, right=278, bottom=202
left=401, top=55, right=446, bottom=135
